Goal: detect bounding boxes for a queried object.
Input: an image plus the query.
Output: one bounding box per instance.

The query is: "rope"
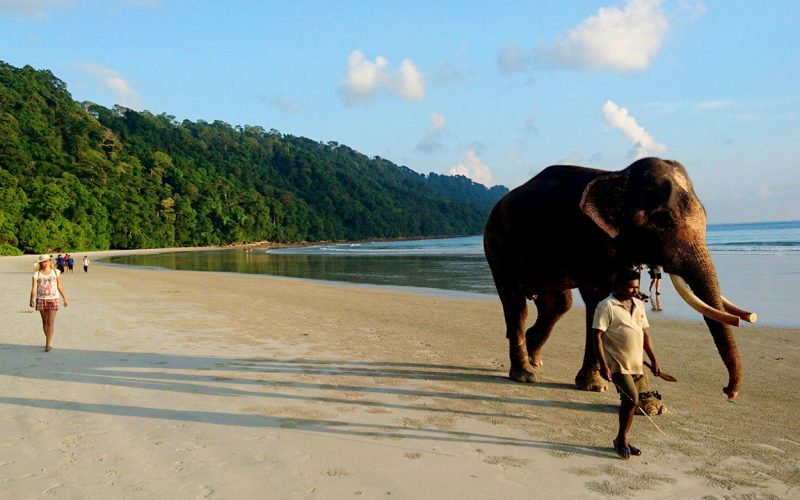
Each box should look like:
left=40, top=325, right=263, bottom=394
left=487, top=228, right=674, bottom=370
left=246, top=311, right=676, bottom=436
left=611, top=379, right=667, bottom=436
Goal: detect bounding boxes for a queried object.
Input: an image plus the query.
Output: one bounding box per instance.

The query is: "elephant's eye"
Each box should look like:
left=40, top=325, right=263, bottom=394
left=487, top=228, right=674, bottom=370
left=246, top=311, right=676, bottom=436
left=650, top=211, right=675, bottom=231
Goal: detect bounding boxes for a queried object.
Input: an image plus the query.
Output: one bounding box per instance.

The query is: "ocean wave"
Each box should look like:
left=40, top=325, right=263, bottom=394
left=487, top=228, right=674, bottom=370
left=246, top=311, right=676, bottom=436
left=711, top=241, right=800, bottom=247
left=709, top=247, right=800, bottom=256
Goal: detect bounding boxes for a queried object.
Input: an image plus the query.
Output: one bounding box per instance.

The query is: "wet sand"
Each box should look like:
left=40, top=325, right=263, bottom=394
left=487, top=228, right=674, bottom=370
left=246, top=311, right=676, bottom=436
left=0, top=250, right=798, bottom=498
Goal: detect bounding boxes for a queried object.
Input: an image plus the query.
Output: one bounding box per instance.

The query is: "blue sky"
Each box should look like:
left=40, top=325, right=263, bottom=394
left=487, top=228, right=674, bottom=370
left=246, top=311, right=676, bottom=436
left=1, top=0, right=798, bottom=223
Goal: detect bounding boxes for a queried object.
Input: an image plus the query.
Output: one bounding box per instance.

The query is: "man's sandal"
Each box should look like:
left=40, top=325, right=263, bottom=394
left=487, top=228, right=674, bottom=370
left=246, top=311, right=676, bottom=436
left=628, top=444, right=642, bottom=456
left=613, top=439, right=630, bottom=459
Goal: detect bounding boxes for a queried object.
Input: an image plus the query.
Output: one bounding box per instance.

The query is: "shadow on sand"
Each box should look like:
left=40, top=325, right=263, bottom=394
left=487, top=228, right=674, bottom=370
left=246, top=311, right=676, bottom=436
left=0, top=342, right=613, bottom=458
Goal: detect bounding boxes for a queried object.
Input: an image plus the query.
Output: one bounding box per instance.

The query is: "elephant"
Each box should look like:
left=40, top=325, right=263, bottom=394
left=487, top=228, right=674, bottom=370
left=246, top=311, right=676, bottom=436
left=483, top=157, right=755, bottom=406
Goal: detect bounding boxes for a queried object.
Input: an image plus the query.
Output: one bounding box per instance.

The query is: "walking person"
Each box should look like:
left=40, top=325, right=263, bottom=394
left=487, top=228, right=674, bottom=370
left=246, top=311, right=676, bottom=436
left=82, top=255, right=90, bottom=273
left=67, top=254, right=74, bottom=273
left=29, top=255, right=68, bottom=352
left=648, top=264, right=662, bottom=296
left=594, top=268, right=661, bottom=459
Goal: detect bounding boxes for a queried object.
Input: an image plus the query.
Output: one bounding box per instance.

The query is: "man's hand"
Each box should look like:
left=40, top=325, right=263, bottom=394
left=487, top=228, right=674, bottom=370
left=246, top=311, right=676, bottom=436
left=650, top=361, right=661, bottom=377
left=600, top=366, right=612, bottom=382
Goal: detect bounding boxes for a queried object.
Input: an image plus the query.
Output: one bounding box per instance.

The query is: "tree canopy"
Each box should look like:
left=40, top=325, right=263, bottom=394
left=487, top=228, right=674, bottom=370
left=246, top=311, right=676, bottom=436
left=0, top=61, right=508, bottom=254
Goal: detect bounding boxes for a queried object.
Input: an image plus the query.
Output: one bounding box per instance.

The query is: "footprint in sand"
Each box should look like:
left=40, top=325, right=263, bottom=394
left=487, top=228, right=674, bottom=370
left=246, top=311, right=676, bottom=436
left=547, top=449, right=574, bottom=458
left=326, top=468, right=349, bottom=477
left=482, top=456, right=531, bottom=468
left=42, top=483, right=64, bottom=494
left=101, top=469, right=119, bottom=487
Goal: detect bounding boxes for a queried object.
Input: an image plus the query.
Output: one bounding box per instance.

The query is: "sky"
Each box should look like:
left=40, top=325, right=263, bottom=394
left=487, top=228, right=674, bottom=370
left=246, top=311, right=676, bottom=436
left=1, top=0, right=799, bottom=223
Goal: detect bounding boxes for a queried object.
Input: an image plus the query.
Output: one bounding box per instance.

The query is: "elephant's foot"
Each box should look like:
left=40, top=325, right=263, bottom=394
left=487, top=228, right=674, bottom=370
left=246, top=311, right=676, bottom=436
left=575, top=367, right=608, bottom=392
left=509, top=363, right=540, bottom=383
left=637, top=391, right=666, bottom=416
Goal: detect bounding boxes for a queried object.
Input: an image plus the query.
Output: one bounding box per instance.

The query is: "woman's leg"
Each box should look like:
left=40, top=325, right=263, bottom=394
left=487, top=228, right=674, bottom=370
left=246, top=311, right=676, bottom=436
left=44, top=309, right=57, bottom=349
left=39, top=310, right=48, bottom=339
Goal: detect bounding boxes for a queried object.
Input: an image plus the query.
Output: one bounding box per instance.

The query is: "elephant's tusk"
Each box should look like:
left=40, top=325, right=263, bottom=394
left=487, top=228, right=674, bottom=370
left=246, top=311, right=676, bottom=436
left=721, top=296, right=758, bottom=323
left=669, top=274, right=741, bottom=327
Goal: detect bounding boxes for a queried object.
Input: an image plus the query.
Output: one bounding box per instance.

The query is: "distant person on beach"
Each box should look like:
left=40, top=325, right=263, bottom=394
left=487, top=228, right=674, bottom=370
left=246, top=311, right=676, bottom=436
left=594, top=268, right=661, bottom=459
left=83, top=255, right=89, bottom=273
left=67, top=254, right=74, bottom=273
left=56, top=254, right=65, bottom=273
left=648, top=264, right=662, bottom=296
left=29, top=254, right=69, bottom=352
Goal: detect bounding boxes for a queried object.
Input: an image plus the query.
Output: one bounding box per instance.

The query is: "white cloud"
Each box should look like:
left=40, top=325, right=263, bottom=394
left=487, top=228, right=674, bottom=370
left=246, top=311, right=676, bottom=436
left=448, top=149, right=494, bottom=187
left=695, top=99, right=732, bottom=111
left=602, top=100, right=666, bottom=158
left=76, top=62, right=141, bottom=109
left=501, top=0, right=671, bottom=73
left=0, top=0, right=72, bottom=19
left=551, top=0, right=668, bottom=71
left=417, top=135, right=442, bottom=154
left=426, top=64, right=465, bottom=85
left=340, top=50, right=425, bottom=105
left=0, top=0, right=155, bottom=18
left=396, top=59, right=424, bottom=100
left=417, top=112, right=446, bottom=153
left=497, top=45, right=536, bottom=74
left=645, top=98, right=733, bottom=115
left=677, top=0, right=706, bottom=19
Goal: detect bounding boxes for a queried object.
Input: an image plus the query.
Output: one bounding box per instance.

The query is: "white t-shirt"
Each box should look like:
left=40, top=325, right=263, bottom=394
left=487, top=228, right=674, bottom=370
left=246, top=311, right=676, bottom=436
left=34, top=269, right=61, bottom=300
left=592, top=294, right=649, bottom=375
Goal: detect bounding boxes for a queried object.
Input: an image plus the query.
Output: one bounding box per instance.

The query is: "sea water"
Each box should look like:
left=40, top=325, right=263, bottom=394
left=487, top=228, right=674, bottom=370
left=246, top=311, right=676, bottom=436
left=105, top=220, right=800, bottom=328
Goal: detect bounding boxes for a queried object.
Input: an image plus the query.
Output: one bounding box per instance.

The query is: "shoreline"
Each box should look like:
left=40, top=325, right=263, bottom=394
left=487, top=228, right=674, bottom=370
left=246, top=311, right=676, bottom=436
left=1, top=251, right=798, bottom=497
left=92, top=245, right=797, bottom=329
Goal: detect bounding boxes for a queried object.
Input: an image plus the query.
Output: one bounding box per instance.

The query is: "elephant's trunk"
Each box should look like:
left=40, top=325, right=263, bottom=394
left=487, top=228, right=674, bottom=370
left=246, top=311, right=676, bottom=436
left=672, top=245, right=742, bottom=399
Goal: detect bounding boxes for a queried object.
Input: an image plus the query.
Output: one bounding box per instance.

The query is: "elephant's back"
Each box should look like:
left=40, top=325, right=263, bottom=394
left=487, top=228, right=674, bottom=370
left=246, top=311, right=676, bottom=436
left=491, top=165, right=604, bottom=219
left=484, top=164, right=609, bottom=284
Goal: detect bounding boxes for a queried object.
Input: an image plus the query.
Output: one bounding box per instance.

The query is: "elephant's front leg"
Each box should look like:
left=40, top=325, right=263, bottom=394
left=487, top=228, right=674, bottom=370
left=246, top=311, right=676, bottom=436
left=502, top=292, right=538, bottom=383
left=574, top=291, right=608, bottom=392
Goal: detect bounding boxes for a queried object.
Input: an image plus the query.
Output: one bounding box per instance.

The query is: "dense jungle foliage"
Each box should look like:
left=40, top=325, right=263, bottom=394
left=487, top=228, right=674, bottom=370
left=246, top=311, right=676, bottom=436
left=0, top=62, right=507, bottom=254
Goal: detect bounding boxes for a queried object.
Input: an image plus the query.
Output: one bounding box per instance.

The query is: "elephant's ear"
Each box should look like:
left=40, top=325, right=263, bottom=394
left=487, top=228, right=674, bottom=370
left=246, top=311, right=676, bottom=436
left=579, top=174, right=627, bottom=238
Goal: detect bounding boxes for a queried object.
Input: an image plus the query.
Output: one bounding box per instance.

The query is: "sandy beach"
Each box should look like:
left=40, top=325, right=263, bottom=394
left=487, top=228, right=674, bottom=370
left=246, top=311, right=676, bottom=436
left=1, top=250, right=798, bottom=498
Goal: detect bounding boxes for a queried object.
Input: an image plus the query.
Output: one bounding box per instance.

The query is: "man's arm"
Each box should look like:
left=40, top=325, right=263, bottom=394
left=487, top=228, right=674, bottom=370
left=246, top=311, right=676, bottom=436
left=642, top=328, right=660, bottom=375
left=594, top=329, right=611, bottom=381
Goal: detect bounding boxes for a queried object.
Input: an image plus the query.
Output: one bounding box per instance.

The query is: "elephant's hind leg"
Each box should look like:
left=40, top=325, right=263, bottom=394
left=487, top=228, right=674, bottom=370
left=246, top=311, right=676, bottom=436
left=526, top=290, right=573, bottom=368
left=500, top=290, right=537, bottom=383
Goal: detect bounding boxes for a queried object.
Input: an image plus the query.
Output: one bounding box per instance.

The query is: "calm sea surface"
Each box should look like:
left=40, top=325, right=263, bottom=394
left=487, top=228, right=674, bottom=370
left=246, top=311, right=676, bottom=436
left=105, top=220, right=800, bottom=328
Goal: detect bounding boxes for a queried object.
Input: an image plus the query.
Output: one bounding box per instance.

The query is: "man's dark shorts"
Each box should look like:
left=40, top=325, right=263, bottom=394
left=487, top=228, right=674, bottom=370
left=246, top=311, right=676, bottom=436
left=612, top=373, right=646, bottom=402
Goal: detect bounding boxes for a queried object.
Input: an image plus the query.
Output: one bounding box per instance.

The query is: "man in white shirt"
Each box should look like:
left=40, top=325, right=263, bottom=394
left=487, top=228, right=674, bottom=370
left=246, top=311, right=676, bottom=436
left=594, top=268, right=661, bottom=459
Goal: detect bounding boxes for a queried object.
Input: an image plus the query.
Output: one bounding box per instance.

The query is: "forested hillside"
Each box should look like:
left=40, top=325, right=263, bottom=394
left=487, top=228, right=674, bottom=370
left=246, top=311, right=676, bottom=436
left=0, top=62, right=507, bottom=254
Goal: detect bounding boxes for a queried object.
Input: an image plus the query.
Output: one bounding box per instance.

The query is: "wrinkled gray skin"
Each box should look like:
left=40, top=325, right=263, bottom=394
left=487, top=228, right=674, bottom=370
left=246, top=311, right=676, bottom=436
left=484, top=157, right=741, bottom=400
